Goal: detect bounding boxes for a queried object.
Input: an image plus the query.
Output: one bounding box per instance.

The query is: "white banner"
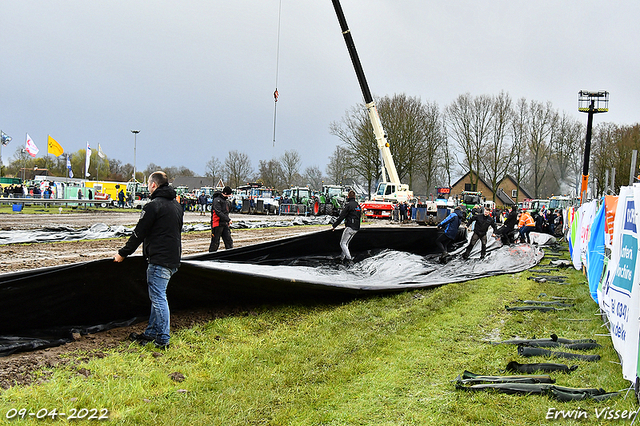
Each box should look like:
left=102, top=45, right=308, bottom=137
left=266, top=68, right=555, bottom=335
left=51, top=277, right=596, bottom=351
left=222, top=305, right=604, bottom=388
left=579, top=200, right=597, bottom=268
left=600, top=185, right=640, bottom=381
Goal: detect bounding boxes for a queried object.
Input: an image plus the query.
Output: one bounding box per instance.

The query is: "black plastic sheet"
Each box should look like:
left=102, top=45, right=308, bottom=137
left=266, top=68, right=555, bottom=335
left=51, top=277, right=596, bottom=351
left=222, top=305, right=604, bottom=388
left=0, top=227, right=543, bottom=355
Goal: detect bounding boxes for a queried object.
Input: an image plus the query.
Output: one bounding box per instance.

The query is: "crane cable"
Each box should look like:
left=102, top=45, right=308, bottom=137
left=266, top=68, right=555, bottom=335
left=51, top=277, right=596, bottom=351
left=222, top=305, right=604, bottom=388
left=272, top=0, right=283, bottom=147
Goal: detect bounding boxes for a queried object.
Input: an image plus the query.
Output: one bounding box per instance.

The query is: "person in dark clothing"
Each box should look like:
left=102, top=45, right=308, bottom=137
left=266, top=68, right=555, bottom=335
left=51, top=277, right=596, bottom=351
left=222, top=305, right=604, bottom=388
left=118, top=189, right=126, bottom=208
left=462, top=207, right=498, bottom=260
left=399, top=202, right=408, bottom=222
left=548, top=210, right=558, bottom=235
left=209, top=186, right=233, bottom=252
left=197, top=191, right=208, bottom=216
left=436, top=206, right=465, bottom=262
left=495, top=205, right=518, bottom=245
left=533, top=210, right=545, bottom=233
left=114, top=171, right=184, bottom=349
left=331, top=190, right=361, bottom=263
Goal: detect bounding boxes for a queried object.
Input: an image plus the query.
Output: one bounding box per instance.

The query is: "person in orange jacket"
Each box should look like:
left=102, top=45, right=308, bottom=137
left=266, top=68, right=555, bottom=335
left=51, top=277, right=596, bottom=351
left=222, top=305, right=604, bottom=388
left=518, top=210, right=536, bottom=244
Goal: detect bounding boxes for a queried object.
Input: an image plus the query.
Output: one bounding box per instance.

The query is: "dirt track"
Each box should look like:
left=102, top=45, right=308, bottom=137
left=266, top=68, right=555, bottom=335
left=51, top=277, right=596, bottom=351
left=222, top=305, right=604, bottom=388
left=0, top=211, right=309, bottom=274
left=0, top=210, right=383, bottom=389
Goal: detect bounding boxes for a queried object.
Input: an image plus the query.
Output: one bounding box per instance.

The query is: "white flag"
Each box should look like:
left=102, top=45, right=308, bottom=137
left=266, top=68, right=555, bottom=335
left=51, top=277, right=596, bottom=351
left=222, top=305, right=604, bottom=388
left=85, top=142, right=91, bottom=177
left=67, top=155, right=73, bottom=178
left=25, top=134, right=39, bottom=157
left=98, top=144, right=106, bottom=159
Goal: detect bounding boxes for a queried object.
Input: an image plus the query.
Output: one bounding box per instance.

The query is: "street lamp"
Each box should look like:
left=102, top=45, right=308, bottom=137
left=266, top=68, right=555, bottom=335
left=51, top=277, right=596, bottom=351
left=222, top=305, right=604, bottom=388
left=131, top=130, right=140, bottom=182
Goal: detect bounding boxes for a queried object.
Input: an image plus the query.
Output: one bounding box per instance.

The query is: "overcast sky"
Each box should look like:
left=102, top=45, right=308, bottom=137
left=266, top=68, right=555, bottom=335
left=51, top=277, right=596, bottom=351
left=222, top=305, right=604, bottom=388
left=1, top=1, right=638, bottom=178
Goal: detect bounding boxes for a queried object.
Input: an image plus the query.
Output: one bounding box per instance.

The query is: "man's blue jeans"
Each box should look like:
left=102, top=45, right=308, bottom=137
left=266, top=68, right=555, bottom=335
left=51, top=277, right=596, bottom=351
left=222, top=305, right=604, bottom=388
left=144, top=264, right=177, bottom=345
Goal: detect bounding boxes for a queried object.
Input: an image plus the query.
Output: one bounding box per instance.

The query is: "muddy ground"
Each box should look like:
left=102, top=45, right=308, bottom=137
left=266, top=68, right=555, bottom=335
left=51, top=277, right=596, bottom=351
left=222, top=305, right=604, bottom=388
left=0, top=210, right=382, bottom=389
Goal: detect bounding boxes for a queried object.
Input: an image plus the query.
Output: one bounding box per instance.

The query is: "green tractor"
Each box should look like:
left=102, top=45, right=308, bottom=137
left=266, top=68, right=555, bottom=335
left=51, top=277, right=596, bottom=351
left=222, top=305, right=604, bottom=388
left=279, top=186, right=319, bottom=215
left=316, top=184, right=346, bottom=216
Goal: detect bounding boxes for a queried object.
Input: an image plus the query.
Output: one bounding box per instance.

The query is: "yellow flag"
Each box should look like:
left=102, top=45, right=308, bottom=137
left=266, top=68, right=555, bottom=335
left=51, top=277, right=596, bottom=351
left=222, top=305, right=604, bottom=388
left=47, top=135, right=64, bottom=157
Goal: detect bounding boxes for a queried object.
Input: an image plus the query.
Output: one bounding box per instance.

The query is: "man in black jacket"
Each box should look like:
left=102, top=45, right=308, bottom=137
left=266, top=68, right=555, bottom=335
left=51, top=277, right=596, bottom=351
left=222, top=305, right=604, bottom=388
left=462, top=207, right=498, bottom=260
left=114, top=171, right=183, bottom=349
left=331, top=190, right=361, bottom=263
left=209, top=186, right=233, bottom=252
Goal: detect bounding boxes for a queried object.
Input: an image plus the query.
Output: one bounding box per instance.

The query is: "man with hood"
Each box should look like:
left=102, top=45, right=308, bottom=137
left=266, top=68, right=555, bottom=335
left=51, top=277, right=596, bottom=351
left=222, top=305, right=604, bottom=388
left=436, top=206, right=465, bottom=262
left=114, top=171, right=183, bottom=349
left=331, top=190, right=361, bottom=264
left=209, top=186, right=233, bottom=252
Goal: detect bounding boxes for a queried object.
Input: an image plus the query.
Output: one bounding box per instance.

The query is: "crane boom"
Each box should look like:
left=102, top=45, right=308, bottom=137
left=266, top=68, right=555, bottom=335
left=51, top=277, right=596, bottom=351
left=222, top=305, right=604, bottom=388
left=331, top=0, right=401, bottom=186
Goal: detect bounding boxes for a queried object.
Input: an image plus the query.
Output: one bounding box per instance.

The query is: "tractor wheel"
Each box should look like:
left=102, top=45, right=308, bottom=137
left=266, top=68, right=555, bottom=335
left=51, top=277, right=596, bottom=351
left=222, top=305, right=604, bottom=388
left=312, top=200, right=320, bottom=215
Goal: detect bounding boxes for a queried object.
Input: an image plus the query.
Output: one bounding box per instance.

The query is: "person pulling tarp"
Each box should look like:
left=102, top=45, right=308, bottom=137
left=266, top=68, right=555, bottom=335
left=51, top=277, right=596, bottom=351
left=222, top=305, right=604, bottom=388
left=462, top=207, right=498, bottom=260
left=436, top=205, right=465, bottom=263
left=331, top=190, right=361, bottom=264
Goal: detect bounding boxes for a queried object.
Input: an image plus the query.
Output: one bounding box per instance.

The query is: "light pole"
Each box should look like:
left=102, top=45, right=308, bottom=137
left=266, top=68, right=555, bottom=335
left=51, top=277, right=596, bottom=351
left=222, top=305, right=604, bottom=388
left=131, top=130, right=140, bottom=182
left=577, top=91, right=608, bottom=205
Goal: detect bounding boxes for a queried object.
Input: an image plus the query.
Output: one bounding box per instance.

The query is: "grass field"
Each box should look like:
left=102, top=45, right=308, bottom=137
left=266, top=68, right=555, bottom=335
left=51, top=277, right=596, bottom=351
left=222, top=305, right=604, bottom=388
left=0, top=243, right=635, bottom=425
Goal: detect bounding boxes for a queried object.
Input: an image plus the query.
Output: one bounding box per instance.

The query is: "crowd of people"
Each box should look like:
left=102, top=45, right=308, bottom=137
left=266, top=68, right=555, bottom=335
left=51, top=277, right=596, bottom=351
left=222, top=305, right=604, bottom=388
left=436, top=203, right=564, bottom=262
left=1, top=183, right=54, bottom=198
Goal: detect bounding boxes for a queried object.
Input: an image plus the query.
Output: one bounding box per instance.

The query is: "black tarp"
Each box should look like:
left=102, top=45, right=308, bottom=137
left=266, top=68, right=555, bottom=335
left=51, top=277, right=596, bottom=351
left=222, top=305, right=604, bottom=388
left=0, top=227, right=543, bottom=355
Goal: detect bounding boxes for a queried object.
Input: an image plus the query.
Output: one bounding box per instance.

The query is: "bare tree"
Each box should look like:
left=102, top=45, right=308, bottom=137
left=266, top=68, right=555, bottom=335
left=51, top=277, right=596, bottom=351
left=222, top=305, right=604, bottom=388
left=527, top=100, right=558, bottom=198
left=258, top=158, right=284, bottom=190
left=326, top=145, right=356, bottom=186
left=303, top=165, right=324, bottom=190
left=415, top=101, right=445, bottom=195
left=592, top=123, right=640, bottom=195
left=224, top=150, right=253, bottom=188
left=550, top=113, right=584, bottom=194
left=481, top=91, right=513, bottom=202
left=330, top=104, right=379, bottom=195
left=331, top=93, right=442, bottom=197
left=376, top=94, right=432, bottom=186
left=143, top=163, right=167, bottom=181
left=445, top=93, right=494, bottom=190
left=205, top=156, right=223, bottom=187
left=281, top=150, right=302, bottom=186
left=509, top=97, right=531, bottom=203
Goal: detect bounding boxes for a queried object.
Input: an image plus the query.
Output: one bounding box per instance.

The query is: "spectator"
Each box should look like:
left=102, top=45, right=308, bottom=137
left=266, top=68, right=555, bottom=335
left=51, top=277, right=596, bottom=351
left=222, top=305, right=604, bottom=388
left=209, top=186, right=233, bottom=252
left=198, top=191, right=208, bottom=216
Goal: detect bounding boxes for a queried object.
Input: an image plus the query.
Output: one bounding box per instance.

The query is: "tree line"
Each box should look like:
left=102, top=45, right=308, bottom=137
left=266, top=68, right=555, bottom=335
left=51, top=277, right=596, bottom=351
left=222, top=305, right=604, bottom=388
left=3, top=91, right=638, bottom=199
left=331, top=92, right=639, bottom=201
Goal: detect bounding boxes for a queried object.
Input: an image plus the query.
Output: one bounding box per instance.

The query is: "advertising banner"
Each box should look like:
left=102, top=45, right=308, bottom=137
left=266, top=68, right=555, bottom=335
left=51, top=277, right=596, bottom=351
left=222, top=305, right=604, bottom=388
left=605, top=195, right=619, bottom=249
left=579, top=200, right=597, bottom=268
left=587, top=200, right=606, bottom=303
left=600, top=186, right=640, bottom=381
left=571, top=208, right=581, bottom=270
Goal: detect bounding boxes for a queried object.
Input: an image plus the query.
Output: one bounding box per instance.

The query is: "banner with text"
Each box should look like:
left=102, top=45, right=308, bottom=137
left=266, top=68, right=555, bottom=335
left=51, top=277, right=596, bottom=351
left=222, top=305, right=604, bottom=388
left=598, top=186, right=640, bottom=381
